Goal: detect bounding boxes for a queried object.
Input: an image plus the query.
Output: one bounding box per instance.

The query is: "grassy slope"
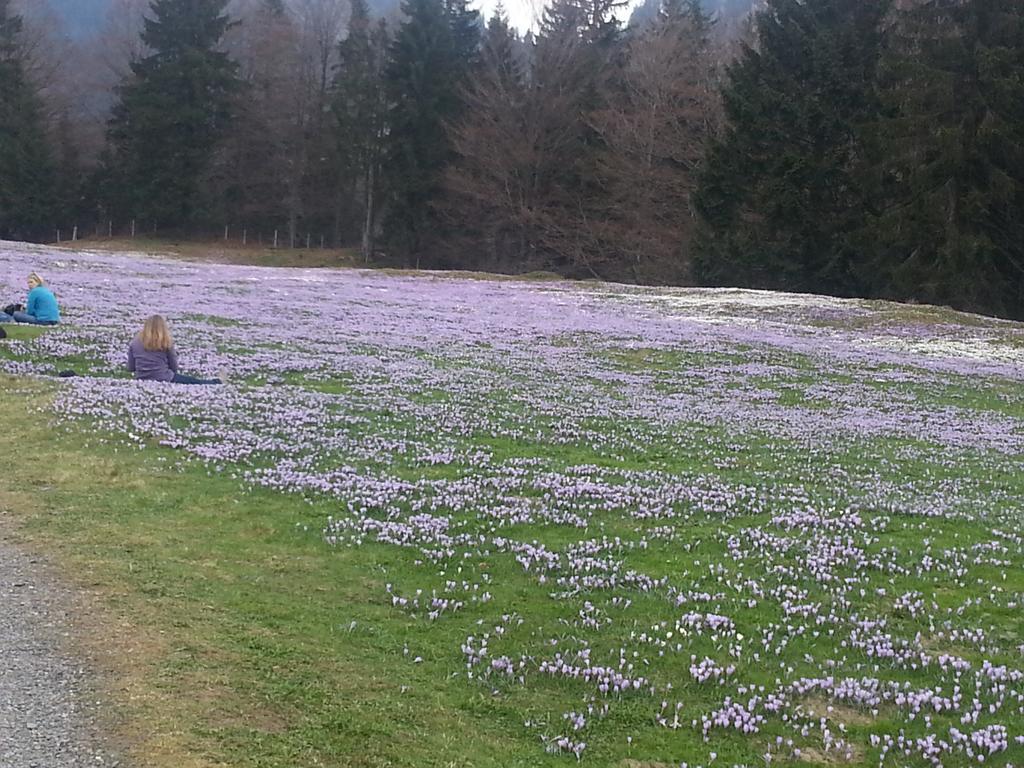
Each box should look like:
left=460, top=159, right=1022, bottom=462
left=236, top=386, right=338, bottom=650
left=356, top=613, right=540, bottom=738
left=54, top=237, right=567, bottom=280
left=59, top=238, right=361, bottom=270
left=1, top=380, right=557, bottom=768
left=5, top=371, right=1024, bottom=768
left=3, top=325, right=50, bottom=342
left=3, top=292, right=1024, bottom=766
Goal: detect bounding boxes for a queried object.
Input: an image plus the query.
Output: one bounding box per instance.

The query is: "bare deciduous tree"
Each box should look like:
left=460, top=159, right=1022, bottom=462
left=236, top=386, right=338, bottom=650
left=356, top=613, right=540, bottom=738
left=96, top=0, right=150, bottom=79
left=218, top=0, right=304, bottom=231
left=587, top=6, right=719, bottom=282
left=285, top=0, right=348, bottom=243
left=444, top=0, right=617, bottom=275
left=297, top=0, right=349, bottom=98
left=445, top=0, right=720, bottom=281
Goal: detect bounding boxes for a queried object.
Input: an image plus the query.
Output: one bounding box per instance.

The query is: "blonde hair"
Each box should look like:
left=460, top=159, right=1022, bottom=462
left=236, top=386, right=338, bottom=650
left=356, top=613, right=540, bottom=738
left=27, top=272, right=44, bottom=288
left=139, top=315, right=174, bottom=352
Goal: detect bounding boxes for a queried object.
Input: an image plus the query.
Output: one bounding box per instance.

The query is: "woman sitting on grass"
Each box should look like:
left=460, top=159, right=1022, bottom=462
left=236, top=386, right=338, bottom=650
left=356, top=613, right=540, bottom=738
left=0, top=273, right=61, bottom=325
left=128, top=315, right=222, bottom=385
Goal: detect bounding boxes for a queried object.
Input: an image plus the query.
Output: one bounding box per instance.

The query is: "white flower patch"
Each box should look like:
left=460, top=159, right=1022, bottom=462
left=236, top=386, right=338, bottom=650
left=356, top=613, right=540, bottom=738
left=633, top=287, right=858, bottom=311
left=860, top=336, right=1024, bottom=369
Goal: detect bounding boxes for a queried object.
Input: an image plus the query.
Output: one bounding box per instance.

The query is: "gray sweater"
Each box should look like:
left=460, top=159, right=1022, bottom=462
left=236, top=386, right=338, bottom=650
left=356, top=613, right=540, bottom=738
left=127, top=338, right=179, bottom=382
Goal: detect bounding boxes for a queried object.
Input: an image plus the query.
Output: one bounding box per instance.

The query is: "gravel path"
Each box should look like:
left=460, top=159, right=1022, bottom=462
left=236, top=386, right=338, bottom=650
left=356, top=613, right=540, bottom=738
left=0, top=527, right=123, bottom=768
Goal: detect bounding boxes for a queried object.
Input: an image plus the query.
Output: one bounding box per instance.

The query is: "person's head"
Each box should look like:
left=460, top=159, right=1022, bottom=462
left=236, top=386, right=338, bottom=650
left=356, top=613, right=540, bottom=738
left=139, top=315, right=173, bottom=352
left=27, top=272, right=44, bottom=289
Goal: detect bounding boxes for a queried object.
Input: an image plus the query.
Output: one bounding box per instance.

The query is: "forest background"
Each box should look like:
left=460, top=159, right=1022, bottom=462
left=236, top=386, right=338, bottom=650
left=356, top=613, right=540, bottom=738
left=1, top=0, right=1022, bottom=320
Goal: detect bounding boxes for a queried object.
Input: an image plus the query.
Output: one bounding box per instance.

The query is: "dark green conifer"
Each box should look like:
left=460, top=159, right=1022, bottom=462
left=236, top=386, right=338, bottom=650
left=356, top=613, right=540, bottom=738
left=104, top=0, right=240, bottom=229
left=445, top=0, right=481, bottom=68
left=383, top=0, right=476, bottom=261
left=333, top=0, right=390, bottom=258
left=694, top=0, right=889, bottom=296
left=0, top=0, right=55, bottom=240
left=481, top=3, right=521, bottom=87
left=865, top=0, right=1024, bottom=318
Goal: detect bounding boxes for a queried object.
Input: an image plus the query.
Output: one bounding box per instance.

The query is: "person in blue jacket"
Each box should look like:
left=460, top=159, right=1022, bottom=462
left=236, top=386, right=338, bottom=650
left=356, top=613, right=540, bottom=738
left=0, top=273, right=61, bottom=325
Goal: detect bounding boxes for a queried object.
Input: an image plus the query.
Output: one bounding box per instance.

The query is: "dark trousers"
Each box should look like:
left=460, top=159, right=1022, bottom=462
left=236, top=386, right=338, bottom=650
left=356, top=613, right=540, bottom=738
left=172, top=373, right=222, bottom=385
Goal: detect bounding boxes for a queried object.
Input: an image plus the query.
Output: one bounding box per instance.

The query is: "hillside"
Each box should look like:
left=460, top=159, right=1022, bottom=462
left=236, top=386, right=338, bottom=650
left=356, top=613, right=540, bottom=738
left=3, top=238, right=1024, bottom=766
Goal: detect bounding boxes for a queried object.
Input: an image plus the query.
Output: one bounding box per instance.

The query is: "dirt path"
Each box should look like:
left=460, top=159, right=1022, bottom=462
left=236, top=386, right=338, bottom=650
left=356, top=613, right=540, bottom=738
left=0, top=522, right=124, bottom=767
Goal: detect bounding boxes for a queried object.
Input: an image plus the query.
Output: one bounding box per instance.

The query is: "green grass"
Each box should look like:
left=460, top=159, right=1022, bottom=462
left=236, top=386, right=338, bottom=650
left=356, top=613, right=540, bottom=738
left=1, top=380, right=561, bottom=767
left=62, top=237, right=360, bottom=270
left=0, top=404, right=735, bottom=767
left=2, top=323, right=52, bottom=341
left=3, top=320, right=1024, bottom=768
left=0, top=323, right=111, bottom=373
left=59, top=237, right=570, bottom=283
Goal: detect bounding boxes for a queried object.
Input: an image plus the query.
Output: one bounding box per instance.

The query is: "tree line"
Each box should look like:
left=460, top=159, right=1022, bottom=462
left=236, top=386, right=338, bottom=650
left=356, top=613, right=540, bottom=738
left=1, top=0, right=1022, bottom=319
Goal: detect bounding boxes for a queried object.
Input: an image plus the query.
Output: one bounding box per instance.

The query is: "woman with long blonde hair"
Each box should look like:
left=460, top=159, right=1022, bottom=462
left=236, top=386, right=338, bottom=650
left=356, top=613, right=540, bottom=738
left=127, top=315, right=221, bottom=385
left=0, top=272, right=61, bottom=325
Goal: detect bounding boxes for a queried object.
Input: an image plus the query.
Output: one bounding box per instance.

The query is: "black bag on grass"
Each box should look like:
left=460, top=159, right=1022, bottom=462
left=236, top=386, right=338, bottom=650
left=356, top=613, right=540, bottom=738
left=3, top=303, right=22, bottom=316
left=0, top=327, right=6, bottom=339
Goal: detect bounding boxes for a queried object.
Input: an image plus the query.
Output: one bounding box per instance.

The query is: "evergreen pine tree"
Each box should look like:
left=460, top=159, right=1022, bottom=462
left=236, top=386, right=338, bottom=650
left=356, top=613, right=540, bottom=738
left=693, top=0, right=889, bottom=295
left=383, top=0, right=476, bottom=262
left=53, top=109, right=86, bottom=226
left=865, top=0, right=1024, bottom=318
left=586, top=0, right=717, bottom=282
left=104, top=0, right=240, bottom=230
left=481, top=3, right=521, bottom=87
left=440, top=5, right=530, bottom=270
left=333, top=0, right=390, bottom=258
left=580, top=0, right=626, bottom=45
left=215, top=0, right=298, bottom=234
left=446, top=0, right=481, bottom=68
left=523, top=0, right=623, bottom=275
left=0, top=0, right=55, bottom=241
left=540, top=0, right=585, bottom=38
left=674, top=0, right=714, bottom=40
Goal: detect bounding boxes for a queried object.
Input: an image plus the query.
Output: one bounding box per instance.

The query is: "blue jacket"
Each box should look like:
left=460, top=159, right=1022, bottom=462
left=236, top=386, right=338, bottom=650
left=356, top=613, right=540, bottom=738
left=26, top=286, right=60, bottom=323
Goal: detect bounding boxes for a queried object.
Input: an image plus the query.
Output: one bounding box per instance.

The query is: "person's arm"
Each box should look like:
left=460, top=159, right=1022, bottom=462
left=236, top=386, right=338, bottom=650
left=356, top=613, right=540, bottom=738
left=127, top=343, right=136, bottom=372
left=25, top=288, right=38, bottom=317
left=167, top=347, right=179, bottom=372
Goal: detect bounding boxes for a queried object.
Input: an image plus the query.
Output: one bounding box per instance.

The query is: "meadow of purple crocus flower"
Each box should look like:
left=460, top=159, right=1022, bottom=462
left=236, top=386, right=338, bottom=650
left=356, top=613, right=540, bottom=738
left=2, top=239, right=1024, bottom=766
